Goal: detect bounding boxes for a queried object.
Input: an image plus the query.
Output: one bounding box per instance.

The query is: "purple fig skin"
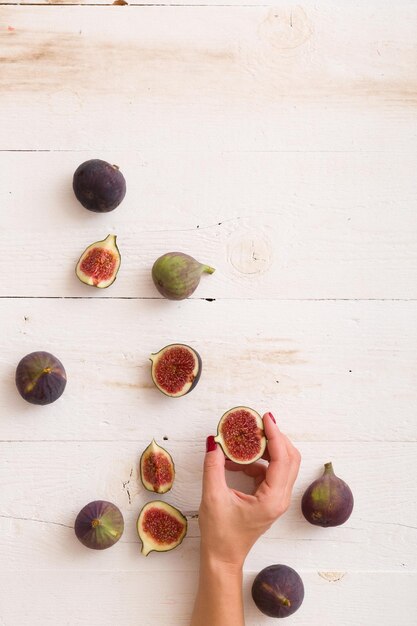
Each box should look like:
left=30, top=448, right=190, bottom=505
left=152, top=252, right=215, bottom=300
left=74, top=500, right=124, bottom=550
left=252, top=564, right=304, bottom=618
left=301, top=462, right=354, bottom=527
left=15, top=351, right=67, bottom=405
left=73, top=159, right=126, bottom=213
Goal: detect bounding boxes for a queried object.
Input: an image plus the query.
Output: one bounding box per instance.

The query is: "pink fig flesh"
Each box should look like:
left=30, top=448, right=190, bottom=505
left=215, top=407, right=266, bottom=464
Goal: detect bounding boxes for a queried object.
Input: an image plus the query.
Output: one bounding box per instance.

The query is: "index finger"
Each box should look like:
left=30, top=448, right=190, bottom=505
left=263, top=412, right=290, bottom=492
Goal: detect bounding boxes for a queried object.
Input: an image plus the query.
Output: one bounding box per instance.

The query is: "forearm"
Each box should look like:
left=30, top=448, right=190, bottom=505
left=190, top=548, right=244, bottom=626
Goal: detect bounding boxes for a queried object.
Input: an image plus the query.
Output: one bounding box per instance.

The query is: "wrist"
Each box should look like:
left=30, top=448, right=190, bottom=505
left=200, top=543, right=245, bottom=574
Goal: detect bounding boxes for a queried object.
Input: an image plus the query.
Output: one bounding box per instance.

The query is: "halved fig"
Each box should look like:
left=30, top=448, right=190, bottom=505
left=74, top=500, right=124, bottom=550
left=150, top=344, right=201, bottom=397
left=140, top=440, right=175, bottom=494
left=76, top=234, right=121, bottom=288
left=137, top=501, right=187, bottom=556
left=215, top=406, right=266, bottom=464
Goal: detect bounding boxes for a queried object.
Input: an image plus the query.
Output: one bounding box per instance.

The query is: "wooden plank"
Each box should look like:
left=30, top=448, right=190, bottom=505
left=0, top=299, right=416, bottom=442
left=0, top=4, right=416, bottom=151
left=1, top=150, right=417, bottom=299
left=0, top=441, right=415, bottom=572
left=0, top=571, right=414, bottom=626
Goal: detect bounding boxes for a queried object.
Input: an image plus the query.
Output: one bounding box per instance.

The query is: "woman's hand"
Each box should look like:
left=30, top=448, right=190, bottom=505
left=199, top=411, right=301, bottom=568
left=190, top=412, right=300, bottom=626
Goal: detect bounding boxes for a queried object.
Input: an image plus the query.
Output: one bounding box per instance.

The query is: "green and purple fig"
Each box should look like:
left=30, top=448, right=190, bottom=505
left=73, top=159, right=126, bottom=212
left=214, top=407, right=266, bottom=464
left=150, top=344, right=202, bottom=397
left=137, top=501, right=187, bottom=556
left=74, top=500, right=124, bottom=550
left=76, top=234, right=121, bottom=288
left=252, top=564, right=304, bottom=618
left=152, top=252, right=215, bottom=300
left=140, top=440, right=175, bottom=494
left=15, top=351, right=67, bottom=405
left=302, top=462, right=354, bottom=527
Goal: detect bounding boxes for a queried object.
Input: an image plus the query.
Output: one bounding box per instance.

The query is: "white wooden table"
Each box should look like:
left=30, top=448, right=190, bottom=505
left=1, top=2, right=416, bottom=624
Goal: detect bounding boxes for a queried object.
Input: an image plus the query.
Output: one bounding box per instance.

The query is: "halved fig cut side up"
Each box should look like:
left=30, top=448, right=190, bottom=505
left=150, top=344, right=202, bottom=397
left=76, top=234, right=121, bottom=288
left=140, top=440, right=175, bottom=494
left=137, top=501, right=187, bottom=556
left=215, top=407, right=266, bottom=464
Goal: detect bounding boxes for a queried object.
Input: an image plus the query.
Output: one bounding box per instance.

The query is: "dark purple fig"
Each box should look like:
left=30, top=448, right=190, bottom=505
left=214, top=406, right=266, bottom=464
left=252, top=564, right=304, bottom=618
left=302, top=461, right=354, bottom=527
left=152, top=252, right=215, bottom=300
left=15, top=351, right=67, bottom=405
left=74, top=500, right=124, bottom=550
left=75, top=234, right=121, bottom=288
left=140, top=440, right=175, bottom=494
left=150, top=344, right=201, bottom=397
left=137, top=501, right=187, bottom=556
left=73, top=159, right=126, bottom=213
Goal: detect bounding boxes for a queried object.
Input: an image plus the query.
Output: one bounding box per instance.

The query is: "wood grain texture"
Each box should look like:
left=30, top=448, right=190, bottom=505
left=1, top=150, right=417, bottom=299
left=1, top=299, right=416, bottom=442
left=0, top=572, right=413, bottom=626
left=0, top=4, right=416, bottom=151
left=1, top=2, right=416, bottom=625
left=0, top=441, right=415, bottom=572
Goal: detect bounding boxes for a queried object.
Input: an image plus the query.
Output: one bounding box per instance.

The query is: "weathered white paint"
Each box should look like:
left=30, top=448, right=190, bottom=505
left=0, top=5, right=417, bottom=152
left=0, top=441, right=416, bottom=572
left=1, top=151, right=416, bottom=299
left=0, top=2, right=416, bottom=625
left=1, top=299, right=416, bottom=442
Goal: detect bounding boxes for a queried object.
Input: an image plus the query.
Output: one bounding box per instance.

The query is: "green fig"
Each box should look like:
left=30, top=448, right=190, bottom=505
left=152, top=252, right=215, bottom=300
left=301, top=462, right=354, bottom=527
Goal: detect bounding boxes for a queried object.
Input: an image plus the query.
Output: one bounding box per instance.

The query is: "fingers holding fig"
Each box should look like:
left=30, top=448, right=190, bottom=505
left=214, top=407, right=266, bottom=464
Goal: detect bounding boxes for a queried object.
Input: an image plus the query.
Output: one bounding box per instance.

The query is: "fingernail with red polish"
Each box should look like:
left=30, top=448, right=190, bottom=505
left=267, top=412, right=276, bottom=424
left=206, top=435, right=217, bottom=452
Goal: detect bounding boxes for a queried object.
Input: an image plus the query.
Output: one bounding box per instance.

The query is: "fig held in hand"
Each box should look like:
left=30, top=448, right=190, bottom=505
left=74, top=500, right=124, bottom=550
left=301, top=461, right=354, bottom=527
left=214, top=406, right=266, bottom=464
left=73, top=159, right=126, bottom=213
left=150, top=343, right=202, bottom=397
left=252, top=564, right=305, bottom=618
left=137, top=501, right=187, bottom=556
left=152, top=252, right=215, bottom=300
left=15, top=351, right=67, bottom=405
left=140, top=439, right=175, bottom=494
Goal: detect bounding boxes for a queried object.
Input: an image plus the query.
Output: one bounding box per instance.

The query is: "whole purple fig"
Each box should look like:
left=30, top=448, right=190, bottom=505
left=152, top=252, right=215, bottom=300
left=15, top=351, right=66, bottom=405
left=74, top=500, right=124, bottom=550
left=252, top=564, right=304, bottom=618
left=302, top=462, right=354, bottom=527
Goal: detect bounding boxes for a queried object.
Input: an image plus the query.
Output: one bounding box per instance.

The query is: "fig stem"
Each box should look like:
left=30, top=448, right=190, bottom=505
left=277, top=595, right=291, bottom=608
left=324, top=462, right=334, bottom=474
left=202, top=265, right=215, bottom=274
left=91, top=519, right=101, bottom=528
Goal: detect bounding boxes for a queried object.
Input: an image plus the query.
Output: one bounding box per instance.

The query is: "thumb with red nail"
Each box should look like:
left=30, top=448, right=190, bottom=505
left=191, top=412, right=301, bottom=626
